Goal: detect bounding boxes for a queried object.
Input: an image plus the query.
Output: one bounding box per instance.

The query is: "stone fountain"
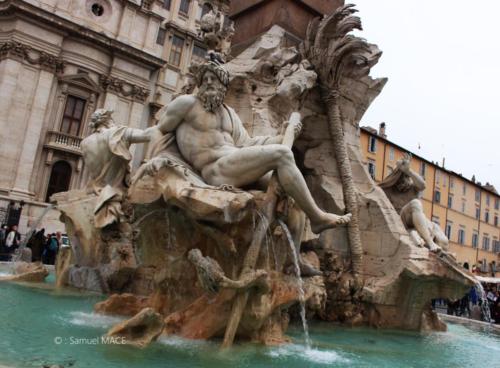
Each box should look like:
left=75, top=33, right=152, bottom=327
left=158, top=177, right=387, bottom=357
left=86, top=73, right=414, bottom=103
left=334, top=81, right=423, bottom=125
left=47, top=4, right=474, bottom=348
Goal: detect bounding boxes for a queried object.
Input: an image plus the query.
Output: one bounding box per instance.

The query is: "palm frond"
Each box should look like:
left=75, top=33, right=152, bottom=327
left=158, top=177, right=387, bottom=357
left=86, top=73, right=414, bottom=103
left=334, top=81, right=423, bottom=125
left=301, top=4, right=372, bottom=89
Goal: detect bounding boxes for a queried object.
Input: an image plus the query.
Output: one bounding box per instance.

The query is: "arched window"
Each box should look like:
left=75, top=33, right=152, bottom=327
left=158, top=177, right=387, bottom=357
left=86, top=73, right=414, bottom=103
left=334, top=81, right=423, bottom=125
left=45, top=161, right=72, bottom=202
left=201, top=2, right=212, bottom=17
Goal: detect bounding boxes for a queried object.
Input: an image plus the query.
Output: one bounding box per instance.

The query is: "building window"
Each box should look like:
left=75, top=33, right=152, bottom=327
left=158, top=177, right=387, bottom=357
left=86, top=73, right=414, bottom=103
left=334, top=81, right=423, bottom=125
left=475, top=207, right=480, bottom=220
left=458, top=228, right=465, bottom=245
left=169, top=35, right=184, bottom=66
left=368, top=136, right=377, bottom=153
left=60, top=95, right=86, bottom=136
left=495, top=215, right=499, bottom=227
left=431, top=216, right=440, bottom=225
left=162, top=0, right=171, bottom=10
left=156, top=27, right=166, bottom=45
left=450, top=177, right=454, bottom=189
left=485, top=210, right=490, bottom=223
left=494, top=240, right=500, bottom=253
left=448, top=195, right=453, bottom=209
left=462, top=183, right=467, bottom=196
left=179, top=0, right=191, bottom=15
left=45, top=161, right=72, bottom=202
left=192, top=44, right=207, bottom=63
left=472, top=232, right=478, bottom=249
left=475, top=189, right=480, bottom=202
left=482, top=236, right=490, bottom=251
left=436, top=171, right=440, bottom=185
left=367, top=161, right=376, bottom=180
left=443, top=175, right=447, bottom=188
left=495, top=198, right=499, bottom=210
left=434, top=190, right=441, bottom=203
left=420, top=162, right=426, bottom=179
left=461, top=200, right=466, bottom=213
left=445, top=221, right=452, bottom=239
left=201, top=2, right=213, bottom=17
left=486, top=194, right=490, bottom=206
left=389, top=146, right=395, bottom=161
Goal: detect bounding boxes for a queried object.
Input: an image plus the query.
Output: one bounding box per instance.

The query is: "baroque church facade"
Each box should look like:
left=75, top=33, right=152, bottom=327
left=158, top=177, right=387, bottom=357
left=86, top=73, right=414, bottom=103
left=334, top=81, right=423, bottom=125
left=0, top=0, right=229, bottom=233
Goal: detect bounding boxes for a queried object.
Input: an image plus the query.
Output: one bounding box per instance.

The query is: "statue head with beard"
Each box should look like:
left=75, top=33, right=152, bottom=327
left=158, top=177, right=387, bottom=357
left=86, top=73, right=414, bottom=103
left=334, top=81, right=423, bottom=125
left=196, top=61, right=230, bottom=112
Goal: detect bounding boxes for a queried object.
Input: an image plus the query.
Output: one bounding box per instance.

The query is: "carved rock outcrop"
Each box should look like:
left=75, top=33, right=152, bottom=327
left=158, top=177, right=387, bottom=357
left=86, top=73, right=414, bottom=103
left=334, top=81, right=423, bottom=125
left=0, top=262, right=48, bottom=283
left=105, top=307, right=164, bottom=348
left=95, top=293, right=151, bottom=317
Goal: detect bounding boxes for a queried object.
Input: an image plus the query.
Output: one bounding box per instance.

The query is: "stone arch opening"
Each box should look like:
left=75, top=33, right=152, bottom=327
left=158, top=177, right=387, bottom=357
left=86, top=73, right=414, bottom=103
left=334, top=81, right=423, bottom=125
left=201, top=2, right=213, bottom=17
left=45, top=161, right=72, bottom=202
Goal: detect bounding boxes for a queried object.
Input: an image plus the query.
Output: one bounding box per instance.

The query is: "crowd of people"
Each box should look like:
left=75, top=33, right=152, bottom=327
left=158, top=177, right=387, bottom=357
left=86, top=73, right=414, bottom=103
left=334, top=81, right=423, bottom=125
left=0, top=225, right=62, bottom=265
left=435, top=284, right=500, bottom=324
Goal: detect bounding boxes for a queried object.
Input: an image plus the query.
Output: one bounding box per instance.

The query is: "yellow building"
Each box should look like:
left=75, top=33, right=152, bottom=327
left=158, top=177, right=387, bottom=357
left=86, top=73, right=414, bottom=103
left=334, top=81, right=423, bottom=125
left=360, top=124, right=500, bottom=276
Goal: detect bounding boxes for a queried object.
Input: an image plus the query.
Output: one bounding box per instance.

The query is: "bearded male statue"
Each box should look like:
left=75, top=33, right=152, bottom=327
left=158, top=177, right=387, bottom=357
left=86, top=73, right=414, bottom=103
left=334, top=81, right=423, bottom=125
left=144, top=61, right=351, bottom=234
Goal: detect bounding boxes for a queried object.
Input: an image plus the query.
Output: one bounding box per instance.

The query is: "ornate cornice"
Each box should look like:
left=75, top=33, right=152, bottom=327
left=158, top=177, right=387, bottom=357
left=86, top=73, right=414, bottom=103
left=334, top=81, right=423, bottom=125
left=0, top=0, right=165, bottom=69
left=0, top=41, right=65, bottom=73
left=99, top=75, right=150, bottom=102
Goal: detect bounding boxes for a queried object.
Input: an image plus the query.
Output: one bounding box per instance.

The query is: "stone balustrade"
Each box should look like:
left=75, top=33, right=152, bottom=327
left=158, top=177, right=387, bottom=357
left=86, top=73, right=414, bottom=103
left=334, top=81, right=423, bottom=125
left=44, top=130, right=83, bottom=155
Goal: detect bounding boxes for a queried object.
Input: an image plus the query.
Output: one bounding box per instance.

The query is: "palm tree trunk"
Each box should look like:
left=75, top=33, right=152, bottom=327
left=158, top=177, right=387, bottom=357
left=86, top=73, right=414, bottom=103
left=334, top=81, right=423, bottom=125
left=321, top=87, right=363, bottom=275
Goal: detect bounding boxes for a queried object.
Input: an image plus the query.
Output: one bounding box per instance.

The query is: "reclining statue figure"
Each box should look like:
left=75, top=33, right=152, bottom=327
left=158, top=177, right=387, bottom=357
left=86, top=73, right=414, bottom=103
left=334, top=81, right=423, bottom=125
left=139, top=61, right=351, bottom=235
left=380, top=154, right=449, bottom=253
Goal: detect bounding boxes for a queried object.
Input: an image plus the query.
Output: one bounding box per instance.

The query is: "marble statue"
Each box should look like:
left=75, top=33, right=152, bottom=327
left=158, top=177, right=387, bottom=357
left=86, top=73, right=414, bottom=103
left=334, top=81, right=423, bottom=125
left=81, top=109, right=151, bottom=228
left=50, top=6, right=475, bottom=345
left=380, top=154, right=449, bottom=253
left=142, top=61, right=351, bottom=234
left=187, top=248, right=268, bottom=294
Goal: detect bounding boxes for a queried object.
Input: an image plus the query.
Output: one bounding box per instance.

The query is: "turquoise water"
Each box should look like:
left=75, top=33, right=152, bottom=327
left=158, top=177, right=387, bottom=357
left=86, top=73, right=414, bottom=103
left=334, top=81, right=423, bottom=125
left=0, top=277, right=499, bottom=368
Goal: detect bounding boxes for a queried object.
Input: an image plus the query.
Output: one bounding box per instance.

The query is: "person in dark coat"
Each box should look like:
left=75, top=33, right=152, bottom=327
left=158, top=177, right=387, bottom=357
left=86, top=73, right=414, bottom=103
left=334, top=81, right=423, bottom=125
left=43, top=233, right=59, bottom=265
left=27, top=228, right=45, bottom=262
left=0, top=224, right=7, bottom=261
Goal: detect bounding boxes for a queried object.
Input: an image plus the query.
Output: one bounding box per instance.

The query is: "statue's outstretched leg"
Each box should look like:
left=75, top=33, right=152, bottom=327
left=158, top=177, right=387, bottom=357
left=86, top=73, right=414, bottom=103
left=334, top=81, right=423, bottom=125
left=203, top=144, right=351, bottom=234
left=401, top=200, right=440, bottom=252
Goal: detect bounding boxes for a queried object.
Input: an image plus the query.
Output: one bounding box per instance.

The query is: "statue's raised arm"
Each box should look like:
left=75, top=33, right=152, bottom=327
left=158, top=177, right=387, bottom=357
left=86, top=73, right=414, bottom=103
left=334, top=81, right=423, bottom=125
left=156, top=94, right=197, bottom=135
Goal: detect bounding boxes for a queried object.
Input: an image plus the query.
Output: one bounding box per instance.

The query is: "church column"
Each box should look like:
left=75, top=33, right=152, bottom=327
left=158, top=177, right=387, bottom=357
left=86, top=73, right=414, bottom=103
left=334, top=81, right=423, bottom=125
left=0, top=59, right=23, bottom=192
left=11, top=69, right=56, bottom=198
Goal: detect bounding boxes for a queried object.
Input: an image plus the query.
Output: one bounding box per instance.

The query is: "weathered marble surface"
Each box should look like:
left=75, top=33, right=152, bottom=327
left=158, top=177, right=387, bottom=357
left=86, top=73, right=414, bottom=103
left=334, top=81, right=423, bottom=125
left=105, top=307, right=164, bottom=348
left=0, top=262, right=48, bottom=283
left=52, top=23, right=474, bottom=347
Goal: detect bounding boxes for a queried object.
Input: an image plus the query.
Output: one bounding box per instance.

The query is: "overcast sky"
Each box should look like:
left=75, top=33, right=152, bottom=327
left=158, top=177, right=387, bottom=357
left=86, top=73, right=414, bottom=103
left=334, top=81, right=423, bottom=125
left=352, top=0, right=500, bottom=190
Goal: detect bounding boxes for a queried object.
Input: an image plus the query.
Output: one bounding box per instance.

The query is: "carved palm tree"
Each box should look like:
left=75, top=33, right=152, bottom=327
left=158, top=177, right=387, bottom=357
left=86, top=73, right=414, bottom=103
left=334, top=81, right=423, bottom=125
left=301, top=4, right=372, bottom=276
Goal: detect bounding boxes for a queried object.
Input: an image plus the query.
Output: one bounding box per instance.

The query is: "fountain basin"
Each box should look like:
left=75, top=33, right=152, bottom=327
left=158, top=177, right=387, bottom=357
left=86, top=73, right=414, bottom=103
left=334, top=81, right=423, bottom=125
left=0, top=276, right=498, bottom=368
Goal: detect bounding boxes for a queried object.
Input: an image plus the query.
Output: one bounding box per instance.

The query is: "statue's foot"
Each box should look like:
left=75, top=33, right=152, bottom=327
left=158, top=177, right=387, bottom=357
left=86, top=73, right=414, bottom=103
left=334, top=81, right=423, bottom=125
left=311, top=213, right=352, bottom=234
left=426, top=241, right=441, bottom=253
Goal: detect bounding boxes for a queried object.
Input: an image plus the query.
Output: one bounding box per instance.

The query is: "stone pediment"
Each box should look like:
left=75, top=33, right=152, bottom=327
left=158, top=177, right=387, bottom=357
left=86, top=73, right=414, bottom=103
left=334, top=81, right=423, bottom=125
left=59, top=73, right=101, bottom=93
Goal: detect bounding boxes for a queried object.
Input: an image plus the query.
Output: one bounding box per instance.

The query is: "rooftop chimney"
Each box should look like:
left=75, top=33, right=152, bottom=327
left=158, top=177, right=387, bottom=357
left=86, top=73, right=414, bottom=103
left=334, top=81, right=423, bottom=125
left=378, top=122, right=387, bottom=138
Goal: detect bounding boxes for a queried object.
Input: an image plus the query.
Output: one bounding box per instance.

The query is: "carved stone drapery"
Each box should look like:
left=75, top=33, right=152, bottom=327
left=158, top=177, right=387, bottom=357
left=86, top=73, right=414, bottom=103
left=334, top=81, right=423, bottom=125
left=0, top=41, right=65, bottom=73
left=99, top=75, right=150, bottom=102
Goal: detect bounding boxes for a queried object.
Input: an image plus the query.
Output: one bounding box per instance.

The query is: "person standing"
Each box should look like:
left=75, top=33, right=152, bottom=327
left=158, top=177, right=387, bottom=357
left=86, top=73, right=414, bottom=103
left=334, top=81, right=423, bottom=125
left=0, top=224, right=7, bottom=261
left=27, top=228, right=45, bottom=262
left=44, top=233, right=59, bottom=265
left=4, top=225, right=21, bottom=261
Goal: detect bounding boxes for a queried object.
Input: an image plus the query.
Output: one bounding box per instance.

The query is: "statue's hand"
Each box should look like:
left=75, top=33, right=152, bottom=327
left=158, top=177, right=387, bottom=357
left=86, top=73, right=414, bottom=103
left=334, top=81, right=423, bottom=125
left=396, top=154, right=411, bottom=174
left=131, top=157, right=168, bottom=184
left=284, top=119, right=302, bottom=139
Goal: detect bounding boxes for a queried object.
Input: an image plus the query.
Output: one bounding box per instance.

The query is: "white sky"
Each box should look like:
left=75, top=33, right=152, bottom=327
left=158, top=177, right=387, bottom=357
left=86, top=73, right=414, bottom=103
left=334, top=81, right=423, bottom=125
left=352, top=0, right=500, bottom=190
